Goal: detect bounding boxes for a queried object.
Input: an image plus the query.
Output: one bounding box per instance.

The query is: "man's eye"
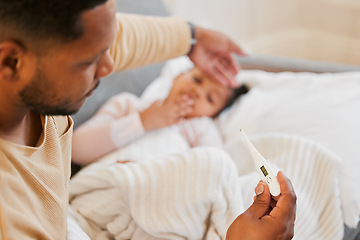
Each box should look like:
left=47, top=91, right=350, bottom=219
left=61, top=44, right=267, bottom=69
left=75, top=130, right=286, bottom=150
left=83, top=55, right=102, bottom=66
left=82, top=61, right=95, bottom=66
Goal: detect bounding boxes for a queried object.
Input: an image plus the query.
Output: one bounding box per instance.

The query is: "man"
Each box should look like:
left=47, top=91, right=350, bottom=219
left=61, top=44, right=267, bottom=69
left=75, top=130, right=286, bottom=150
left=0, top=0, right=296, bottom=239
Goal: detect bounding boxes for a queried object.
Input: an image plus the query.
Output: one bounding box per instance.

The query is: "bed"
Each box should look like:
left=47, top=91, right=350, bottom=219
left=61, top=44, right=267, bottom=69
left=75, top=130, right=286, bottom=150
left=70, top=56, right=360, bottom=240
left=69, top=0, right=360, bottom=239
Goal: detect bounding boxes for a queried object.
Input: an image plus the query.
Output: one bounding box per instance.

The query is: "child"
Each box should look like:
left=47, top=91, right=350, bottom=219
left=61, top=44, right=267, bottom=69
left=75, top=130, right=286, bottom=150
left=72, top=67, right=248, bottom=166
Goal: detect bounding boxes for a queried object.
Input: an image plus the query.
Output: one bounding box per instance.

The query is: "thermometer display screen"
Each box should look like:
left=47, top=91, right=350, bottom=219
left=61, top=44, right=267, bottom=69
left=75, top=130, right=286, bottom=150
left=260, top=165, right=268, bottom=177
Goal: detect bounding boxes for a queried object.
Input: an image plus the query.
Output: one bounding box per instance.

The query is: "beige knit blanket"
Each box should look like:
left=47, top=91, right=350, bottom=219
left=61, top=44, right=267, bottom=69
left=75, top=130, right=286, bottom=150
left=69, top=133, right=344, bottom=240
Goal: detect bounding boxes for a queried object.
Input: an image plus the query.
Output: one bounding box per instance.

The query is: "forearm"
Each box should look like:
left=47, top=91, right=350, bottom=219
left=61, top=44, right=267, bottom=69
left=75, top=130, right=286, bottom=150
left=110, top=13, right=191, bottom=72
left=72, top=112, right=145, bottom=165
left=72, top=120, right=115, bottom=165
left=72, top=93, right=147, bottom=165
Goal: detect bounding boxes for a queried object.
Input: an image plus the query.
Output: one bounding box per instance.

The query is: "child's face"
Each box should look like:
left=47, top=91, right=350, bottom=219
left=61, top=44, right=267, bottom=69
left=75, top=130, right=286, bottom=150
left=166, top=68, right=233, bottom=118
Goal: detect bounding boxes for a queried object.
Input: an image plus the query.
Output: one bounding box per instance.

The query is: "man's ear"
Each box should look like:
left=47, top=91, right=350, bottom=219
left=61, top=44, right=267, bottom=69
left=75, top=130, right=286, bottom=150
left=0, top=41, right=26, bottom=82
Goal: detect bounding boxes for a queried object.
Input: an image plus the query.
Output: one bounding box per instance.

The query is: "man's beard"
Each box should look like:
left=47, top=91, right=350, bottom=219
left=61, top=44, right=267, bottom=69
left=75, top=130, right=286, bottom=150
left=19, top=69, right=79, bottom=116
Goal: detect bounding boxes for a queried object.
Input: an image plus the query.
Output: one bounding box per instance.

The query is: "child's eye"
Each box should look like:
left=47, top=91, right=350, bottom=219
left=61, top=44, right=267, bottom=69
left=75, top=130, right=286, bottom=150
left=194, top=77, right=202, bottom=83
left=207, top=95, right=214, bottom=104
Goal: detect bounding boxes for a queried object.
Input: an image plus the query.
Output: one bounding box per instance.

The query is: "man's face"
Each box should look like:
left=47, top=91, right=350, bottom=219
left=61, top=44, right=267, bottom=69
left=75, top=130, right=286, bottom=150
left=20, top=0, right=116, bottom=115
left=166, top=68, right=233, bottom=118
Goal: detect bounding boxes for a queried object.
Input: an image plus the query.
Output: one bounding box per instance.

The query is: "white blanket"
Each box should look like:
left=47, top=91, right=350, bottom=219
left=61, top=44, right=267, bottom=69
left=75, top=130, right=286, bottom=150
left=69, top=133, right=344, bottom=240
left=70, top=147, right=243, bottom=240
left=218, top=69, right=360, bottom=228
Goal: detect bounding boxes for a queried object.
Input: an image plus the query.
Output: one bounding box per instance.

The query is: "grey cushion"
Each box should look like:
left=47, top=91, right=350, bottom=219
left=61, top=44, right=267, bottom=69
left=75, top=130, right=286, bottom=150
left=114, top=0, right=169, bottom=16
left=237, top=54, right=360, bottom=73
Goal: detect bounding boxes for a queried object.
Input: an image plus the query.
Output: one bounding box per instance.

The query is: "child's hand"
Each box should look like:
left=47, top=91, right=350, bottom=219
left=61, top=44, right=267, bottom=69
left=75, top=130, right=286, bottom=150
left=140, top=95, right=193, bottom=131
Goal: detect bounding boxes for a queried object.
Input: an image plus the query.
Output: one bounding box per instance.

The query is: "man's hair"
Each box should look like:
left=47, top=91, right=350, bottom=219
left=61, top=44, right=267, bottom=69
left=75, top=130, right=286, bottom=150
left=0, top=0, right=108, bottom=48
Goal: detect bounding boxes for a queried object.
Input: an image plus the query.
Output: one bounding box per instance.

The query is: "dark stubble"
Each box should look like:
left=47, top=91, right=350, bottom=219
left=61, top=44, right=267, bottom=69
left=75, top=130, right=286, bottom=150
left=19, top=66, right=78, bottom=116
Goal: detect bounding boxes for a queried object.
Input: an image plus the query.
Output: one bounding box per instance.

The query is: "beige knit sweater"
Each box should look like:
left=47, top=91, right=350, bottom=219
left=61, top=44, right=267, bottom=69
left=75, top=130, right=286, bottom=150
left=0, top=13, right=190, bottom=239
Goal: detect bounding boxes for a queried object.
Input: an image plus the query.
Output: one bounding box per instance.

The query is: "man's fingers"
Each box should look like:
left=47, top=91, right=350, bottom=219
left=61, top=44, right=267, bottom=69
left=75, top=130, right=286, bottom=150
left=214, top=62, right=238, bottom=87
left=217, top=56, right=239, bottom=76
left=246, top=181, right=272, bottom=219
left=226, top=54, right=241, bottom=75
left=270, top=171, right=297, bottom=222
left=229, top=41, right=249, bottom=56
left=205, top=64, right=227, bottom=86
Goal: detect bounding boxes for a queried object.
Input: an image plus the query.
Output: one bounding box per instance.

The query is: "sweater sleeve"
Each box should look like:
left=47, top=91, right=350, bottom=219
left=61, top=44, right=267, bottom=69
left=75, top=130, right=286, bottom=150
left=71, top=93, right=146, bottom=166
left=110, top=13, right=191, bottom=72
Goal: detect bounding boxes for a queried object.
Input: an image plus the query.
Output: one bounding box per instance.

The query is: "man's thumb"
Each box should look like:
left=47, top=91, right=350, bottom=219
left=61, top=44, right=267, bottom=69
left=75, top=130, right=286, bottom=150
left=246, top=182, right=271, bottom=218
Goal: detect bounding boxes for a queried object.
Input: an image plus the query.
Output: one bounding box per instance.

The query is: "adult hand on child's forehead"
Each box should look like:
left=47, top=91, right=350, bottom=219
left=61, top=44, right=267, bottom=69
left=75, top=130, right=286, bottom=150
left=188, top=26, right=249, bottom=87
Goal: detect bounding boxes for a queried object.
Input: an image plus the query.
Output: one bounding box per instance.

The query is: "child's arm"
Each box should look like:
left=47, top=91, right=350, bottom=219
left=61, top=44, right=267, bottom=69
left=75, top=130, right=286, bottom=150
left=72, top=94, right=193, bottom=166
left=72, top=93, right=146, bottom=166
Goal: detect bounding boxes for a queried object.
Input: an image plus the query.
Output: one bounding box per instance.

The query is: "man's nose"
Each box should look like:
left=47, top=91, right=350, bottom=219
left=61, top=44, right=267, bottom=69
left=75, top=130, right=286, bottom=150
left=95, top=51, right=114, bottom=79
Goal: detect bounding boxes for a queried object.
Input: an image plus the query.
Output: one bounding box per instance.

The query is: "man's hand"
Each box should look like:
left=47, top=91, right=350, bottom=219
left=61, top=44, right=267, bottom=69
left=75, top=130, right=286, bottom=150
left=140, top=95, right=193, bottom=131
left=188, top=26, right=248, bottom=87
left=226, top=171, right=297, bottom=240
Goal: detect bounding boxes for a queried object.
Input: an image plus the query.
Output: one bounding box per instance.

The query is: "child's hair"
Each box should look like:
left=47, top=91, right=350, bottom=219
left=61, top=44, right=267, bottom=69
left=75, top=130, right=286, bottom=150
left=214, top=84, right=249, bottom=117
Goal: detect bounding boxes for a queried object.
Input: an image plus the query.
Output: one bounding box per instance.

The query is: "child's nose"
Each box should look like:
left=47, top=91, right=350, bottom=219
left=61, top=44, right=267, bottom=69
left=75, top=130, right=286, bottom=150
left=192, top=86, right=203, bottom=98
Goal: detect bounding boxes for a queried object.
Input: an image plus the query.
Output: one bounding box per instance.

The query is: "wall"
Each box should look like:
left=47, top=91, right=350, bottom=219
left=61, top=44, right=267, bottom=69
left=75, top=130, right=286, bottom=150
left=162, top=0, right=360, bottom=66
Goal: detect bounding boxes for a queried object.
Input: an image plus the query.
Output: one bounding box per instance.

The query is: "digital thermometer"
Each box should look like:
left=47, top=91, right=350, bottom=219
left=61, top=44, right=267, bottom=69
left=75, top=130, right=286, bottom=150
left=240, top=129, right=281, bottom=197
